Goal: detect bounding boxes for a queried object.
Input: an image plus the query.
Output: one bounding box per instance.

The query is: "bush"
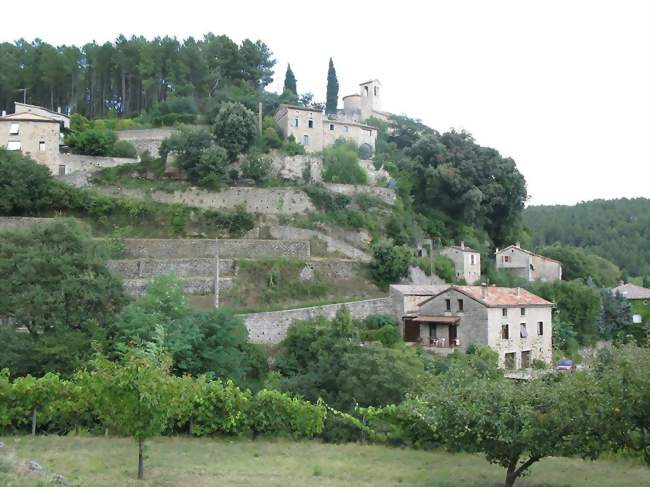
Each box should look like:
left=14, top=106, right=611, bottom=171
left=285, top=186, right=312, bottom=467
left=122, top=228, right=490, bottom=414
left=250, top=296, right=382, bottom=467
left=241, top=153, right=272, bottom=184
left=364, top=314, right=398, bottom=330
left=66, top=128, right=117, bottom=156
left=110, top=140, right=137, bottom=158
left=374, top=325, right=401, bottom=346
left=213, top=102, right=258, bottom=160
left=358, top=143, right=373, bottom=159
left=249, top=389, right=325, bottom=438
left=0, top=149, right=53, bottom=215
left=370, top=240, right=412, bottom=288
left=282, top=135, right=305, bottom=156
left=322, top=140, right=368, bottom=185
left=303, top=184, right=351, bottom=211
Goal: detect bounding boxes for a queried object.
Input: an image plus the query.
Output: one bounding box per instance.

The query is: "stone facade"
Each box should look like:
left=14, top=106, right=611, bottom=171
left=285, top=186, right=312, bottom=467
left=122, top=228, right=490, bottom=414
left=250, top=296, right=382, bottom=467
left=241, top=297, right=392, bottom=344
left=439, top=243, right=481, bottom=284
left=406, top=285, right=553, bottom=369
left=274, top=105, right=377, bottom=154
left=57, top=153, right=137, bottom=175
left=0, top=112, right=61, bottom=172
left=496, top=244, right=562, bottom=282
left=115, top=128, right=176, bottom=157
left=118, top=238, right=311, bottom=259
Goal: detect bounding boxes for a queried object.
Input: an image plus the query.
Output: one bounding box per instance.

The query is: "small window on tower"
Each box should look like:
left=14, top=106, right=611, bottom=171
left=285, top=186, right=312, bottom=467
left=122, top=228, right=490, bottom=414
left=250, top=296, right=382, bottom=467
left=293, top=118, right=299, bottom=128
left=374, top=86, right=378, bottom=96
left=308, top=120, right=314, bottom=129
left=39, top=141, right=45, bottom=152
left=9, top=123, right=19, bottom=135
left=329, top=124, right=334, bottom=131
left=364, top=86, right=369, bottom=96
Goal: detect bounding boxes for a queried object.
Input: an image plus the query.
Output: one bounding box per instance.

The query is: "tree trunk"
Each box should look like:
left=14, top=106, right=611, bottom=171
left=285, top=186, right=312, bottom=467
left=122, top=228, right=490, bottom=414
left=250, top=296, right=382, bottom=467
left=504, top=463, right=518, bottom=487
left=138, top=438, right=144, bottom=480
left=189, top=416, right=194, bottom=436
left=121, top=70, right=127, bottom=115
left=31, top=407, right=37, bottom=436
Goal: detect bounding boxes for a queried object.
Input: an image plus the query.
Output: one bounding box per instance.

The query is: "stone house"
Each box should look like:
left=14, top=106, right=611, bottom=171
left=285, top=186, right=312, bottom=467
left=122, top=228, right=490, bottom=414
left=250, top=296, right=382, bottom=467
left=274, top=104, right=377, bottom=154
left=495, top=243, right=562, bottom=282
left=14, top=102, right=70, bottom=129
left=0, top=111, right=62, bottom=173
left=439, top=242, right=481, bottom=284
left=400, top=284, right=553, bottom=369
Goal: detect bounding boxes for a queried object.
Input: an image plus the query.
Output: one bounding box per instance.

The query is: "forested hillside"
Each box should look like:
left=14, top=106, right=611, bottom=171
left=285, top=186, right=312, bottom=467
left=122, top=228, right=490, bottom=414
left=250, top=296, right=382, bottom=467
left=524, top=198, right=650, bottom=277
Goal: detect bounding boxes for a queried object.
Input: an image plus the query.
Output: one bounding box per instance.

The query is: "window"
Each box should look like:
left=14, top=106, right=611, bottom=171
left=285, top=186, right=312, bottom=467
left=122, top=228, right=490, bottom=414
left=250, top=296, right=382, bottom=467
left=505, top=352, right=516, bottom=370
left=520, top=307, right=526, bottom=316
left=6, top=141, right=21, bottom=151
left=429, top=324, right=437, bottom=338
left=502, top=308, right=508, bottom=317
left=302, top=134, right=309, bottom=145
left=520, top=323, right=528, bottom=338
left=501, top=324, right=509, bottom=340
left=537, top=321, right=544, bottom=336
left=308, top=119, right=314, bottom=129
left=364, top=86, right=369, bottom=96
left=293, top=118, right=299, bottom=128
left=457, top=299, right=464, bottom=312
left=329, top=124, right=335, bottom=130
left=445, top=299, right=451, bottom=311
left=58, top=165, right=66, bottom=176
left=521, top=350, right=531, bottom=368
left=342, top=125, right=349, bottom=133
left=9, top=123, right=19, bottom=135
left=503, top=255, right=511, bottom=263
left=470, top=254, right=476, bottom=265
left=39, top=141, right=45, bottom=152
left=374, top=86, right=378, bottom=96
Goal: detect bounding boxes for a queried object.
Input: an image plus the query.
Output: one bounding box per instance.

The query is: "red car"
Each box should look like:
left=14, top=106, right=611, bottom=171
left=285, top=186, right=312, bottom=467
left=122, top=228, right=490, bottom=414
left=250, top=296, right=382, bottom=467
left=556, top=359, right=576, bottom=372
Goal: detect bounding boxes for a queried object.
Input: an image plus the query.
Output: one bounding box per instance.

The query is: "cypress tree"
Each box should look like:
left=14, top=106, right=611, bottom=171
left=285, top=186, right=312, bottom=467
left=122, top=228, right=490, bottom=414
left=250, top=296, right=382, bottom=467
left=283, top=64, right=297, bottom=95
left=325, top=58, right=339, bottom=115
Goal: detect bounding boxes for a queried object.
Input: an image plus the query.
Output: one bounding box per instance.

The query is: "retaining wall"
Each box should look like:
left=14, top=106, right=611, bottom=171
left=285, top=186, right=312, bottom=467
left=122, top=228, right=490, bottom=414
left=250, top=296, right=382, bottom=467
left=0, top=217, right=55, bottom=232
left=241, top=297, right=392, bottom=344
left=59, top=153, right=137, bottom=173
left=116, top=128, right=176, bottom=157
left=122, top=276, right=233, bottom=297
left=118, top=238, right=310, bottom=259
left=323, top=183, right=396, bottom=205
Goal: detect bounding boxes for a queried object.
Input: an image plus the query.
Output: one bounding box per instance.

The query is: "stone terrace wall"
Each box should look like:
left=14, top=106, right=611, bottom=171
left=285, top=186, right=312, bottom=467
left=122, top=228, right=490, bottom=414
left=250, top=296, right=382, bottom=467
left=122, top=276, right=233, bottom=297
left=98, top=186, right=316, bottom=215
left=59, top=153, right=137, bottom=173
left=324, top=183, right=396, bottom=205
left=241, top=297, right=392, bottom=344
left=0, top=217, right=55, bottom=232
left=116, top=128, right=176, bottom=157
left=118, top=238, right=310, bottom=259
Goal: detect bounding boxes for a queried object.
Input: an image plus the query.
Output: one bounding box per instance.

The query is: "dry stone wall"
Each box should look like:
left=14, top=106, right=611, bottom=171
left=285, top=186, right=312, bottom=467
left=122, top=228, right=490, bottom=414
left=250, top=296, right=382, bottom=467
left=241, top=297, right=392, bottom=344
left=122, top=276, right=233, bottom=297
left=0, top=217, right=55, bottom=232
left=118, top=238, right=310, bottom=259
left=116, top=128, right=176, bottom=157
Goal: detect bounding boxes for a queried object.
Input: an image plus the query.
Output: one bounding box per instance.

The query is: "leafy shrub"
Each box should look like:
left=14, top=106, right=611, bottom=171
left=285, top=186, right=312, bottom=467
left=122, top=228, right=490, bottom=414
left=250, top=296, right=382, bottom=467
left=241, top=153, right=272, bottom=184
left=249, top=389, right=325, bottom=438
left=303, top=184, right=351, bottom=211
left=370, top=240, right=412, bottom=288
left=66, top=128, right=117, bottom=156
left=322, top=140, right=368, bottom=185
left=282, top=135, right=305, bottom=156
left=373, top=325, right=401, bottom=346
left=192, top=379, right=252, bottom=435
left=110, top=140, right=137, bottom=158
left=213, top=102, right=258, bottom=159
left=364, top=314, right=398, bottom=330
left=0, top=149, right=53, bottom=215
left=358, top=143, right=373, bottom=159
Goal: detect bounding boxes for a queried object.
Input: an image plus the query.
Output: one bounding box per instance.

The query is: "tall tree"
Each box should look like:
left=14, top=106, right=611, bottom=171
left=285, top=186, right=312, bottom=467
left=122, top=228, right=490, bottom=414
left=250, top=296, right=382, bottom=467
left=325, top=57, right=338, bottom=115
left=283, top=63, right=297, bottom=95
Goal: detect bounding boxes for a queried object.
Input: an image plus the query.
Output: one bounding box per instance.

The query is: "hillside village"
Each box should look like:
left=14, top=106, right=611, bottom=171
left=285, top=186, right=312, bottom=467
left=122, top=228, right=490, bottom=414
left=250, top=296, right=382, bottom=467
left=0, top=31, right=648, bottom=487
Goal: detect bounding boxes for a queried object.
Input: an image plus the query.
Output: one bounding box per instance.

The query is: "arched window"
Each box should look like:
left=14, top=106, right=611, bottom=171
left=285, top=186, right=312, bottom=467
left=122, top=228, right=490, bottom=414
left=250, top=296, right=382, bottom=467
left=364, top=86, right=369, bottom=96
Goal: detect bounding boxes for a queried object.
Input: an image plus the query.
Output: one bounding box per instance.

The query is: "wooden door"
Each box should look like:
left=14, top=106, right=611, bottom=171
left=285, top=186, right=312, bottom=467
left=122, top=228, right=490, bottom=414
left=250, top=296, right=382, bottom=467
left=403, top=319, right=421, bottom=342
left=449, top=325, right=458, bottom=345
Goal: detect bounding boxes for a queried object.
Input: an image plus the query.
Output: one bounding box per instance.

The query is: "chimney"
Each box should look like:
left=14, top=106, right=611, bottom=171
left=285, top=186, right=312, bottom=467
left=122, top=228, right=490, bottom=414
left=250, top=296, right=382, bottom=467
left=515, top=241, right=521, bottom=249
left=1, top=110, right=5, bottom=117
left=516, top=287, right=521, bottom=296
left=460, top=241, right=465, bottom=249
left=57, top=106, right=61, bottom=114
left=481, top=283, right=487, bottom=298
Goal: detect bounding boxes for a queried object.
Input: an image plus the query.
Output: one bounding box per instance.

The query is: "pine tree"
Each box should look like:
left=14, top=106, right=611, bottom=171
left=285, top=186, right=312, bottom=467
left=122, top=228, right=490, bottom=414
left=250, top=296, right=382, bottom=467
left=326, top=58, right=339, bottom=115
left=283, top=64, right=297, bottom=95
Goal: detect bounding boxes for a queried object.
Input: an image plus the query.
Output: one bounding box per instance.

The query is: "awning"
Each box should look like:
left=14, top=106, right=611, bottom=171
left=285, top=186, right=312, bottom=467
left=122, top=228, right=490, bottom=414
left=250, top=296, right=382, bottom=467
left=412, top=315, right=460, bottom=324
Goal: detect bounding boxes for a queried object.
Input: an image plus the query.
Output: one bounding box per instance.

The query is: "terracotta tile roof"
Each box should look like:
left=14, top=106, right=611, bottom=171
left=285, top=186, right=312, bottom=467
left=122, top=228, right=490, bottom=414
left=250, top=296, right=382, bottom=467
left=612, top=283, right=650, bottom=300
left=419, top=285, right=553, bottom=308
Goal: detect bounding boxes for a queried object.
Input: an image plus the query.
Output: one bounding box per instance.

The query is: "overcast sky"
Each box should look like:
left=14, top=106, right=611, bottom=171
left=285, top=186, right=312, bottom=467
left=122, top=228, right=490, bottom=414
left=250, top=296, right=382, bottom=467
left=4, top=0, right=649, bottom=206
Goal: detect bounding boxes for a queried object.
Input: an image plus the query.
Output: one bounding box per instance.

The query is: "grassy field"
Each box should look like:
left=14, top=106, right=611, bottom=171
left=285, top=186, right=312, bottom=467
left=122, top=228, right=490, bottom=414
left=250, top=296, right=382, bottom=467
left=0, top=436, right=647, bottom=487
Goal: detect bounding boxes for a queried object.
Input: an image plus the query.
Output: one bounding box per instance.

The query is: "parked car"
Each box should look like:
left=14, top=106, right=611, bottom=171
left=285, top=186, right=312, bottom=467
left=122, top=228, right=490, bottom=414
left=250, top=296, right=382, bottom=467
left=555, top=358, right=576, bottom=372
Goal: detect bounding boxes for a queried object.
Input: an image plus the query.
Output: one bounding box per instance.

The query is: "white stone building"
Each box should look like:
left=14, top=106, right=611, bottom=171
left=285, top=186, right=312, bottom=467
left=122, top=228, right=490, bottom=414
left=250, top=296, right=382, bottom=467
left=439, top=242, right=481, bottom=284
left=496, top=243, right=562, bottom=282
left=399, top=284, right=553, bottom=369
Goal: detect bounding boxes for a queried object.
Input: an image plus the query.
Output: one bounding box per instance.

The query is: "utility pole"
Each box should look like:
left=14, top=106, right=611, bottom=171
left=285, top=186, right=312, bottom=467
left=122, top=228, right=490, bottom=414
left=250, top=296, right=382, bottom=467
left=17, top=88, right=27, bottom=104
left=213, top=238, right=220, bottom=308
